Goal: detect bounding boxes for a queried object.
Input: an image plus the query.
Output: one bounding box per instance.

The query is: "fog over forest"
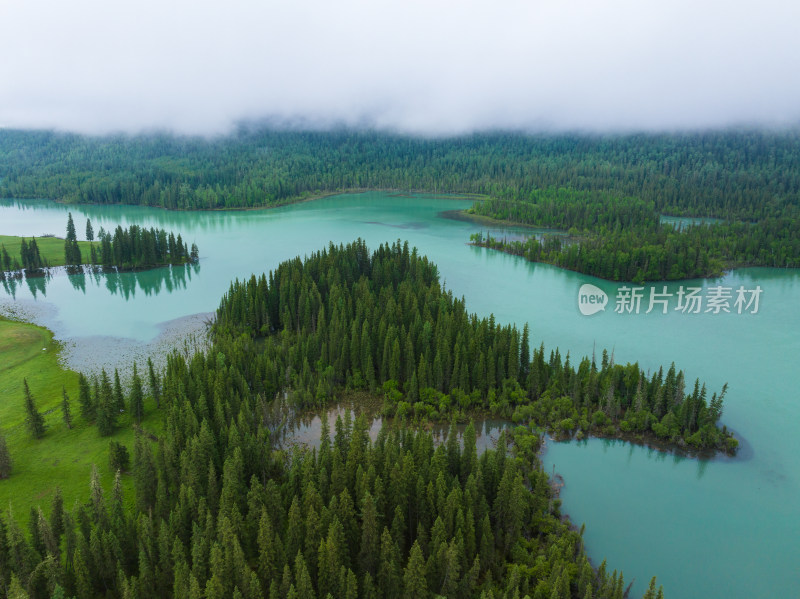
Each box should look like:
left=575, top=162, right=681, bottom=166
left=2, top=0, right=799, bottom=135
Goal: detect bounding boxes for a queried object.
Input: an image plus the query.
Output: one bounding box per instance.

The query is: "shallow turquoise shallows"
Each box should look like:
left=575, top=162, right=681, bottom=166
left=1, top=192, right=799, bottom=599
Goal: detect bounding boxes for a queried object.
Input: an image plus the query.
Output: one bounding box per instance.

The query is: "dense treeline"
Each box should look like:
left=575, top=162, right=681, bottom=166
left=1, top=128, right=798, bottom=281
left=90, top=223, right=196, bottom=269
left=0, top=241, right=710, bottom=598
left=1, top=128, right=799, bottom=218
left=470, top=188, right=800, bottom=281
left=0, top=420, right=662, bottom=599
left=70, top=214, right=198, bottom=270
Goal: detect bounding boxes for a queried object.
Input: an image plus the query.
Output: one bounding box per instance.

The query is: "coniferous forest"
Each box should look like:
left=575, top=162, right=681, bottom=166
left=1, top=128, right=798, bottom=281
left=0, top=240, right=738, bottom=598
left=467, top=188, right=799, bottom=281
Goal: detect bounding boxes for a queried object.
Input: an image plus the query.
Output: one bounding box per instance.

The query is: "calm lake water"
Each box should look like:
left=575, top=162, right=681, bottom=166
left=1, top=192, right=799, bottom=598
left=275, top=400, right=512, bottom=455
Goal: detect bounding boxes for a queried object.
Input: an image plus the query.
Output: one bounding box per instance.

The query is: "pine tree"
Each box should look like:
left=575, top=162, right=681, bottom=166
left=65, top=212, right=82, bottom=266
left=86, top=219, right=94, bottom=242
left=129, top=362, right=145, bottom=423
left=50, top=487, right=64, bottom=539
left=23, top=379, right=46, bottom=439
left=8, top=575, right=29, bottom=599
left=37, top=508, right=59, bottom=558
left=294, top=552, right=316, bottom=599
left=78, top=373, right=95, bottom=421
left=519, top=323, right=530, bottom=383
left=0, top=432, right=12, bottom=478
left=358, top=492, right=379, bottom=576
left=61, top=387, right=73, bottom=429
left=113, top=368, right=125, bottom=413
left=402, top=541, right=428, bottom=598
left=377, top=528, right=400, bottom=599
left=148, top=357, right=161, bottom=408
left=96, top=369, right=116, bottom=436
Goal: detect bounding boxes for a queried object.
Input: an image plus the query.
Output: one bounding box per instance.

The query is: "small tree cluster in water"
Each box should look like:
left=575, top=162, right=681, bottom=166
left=77, top=215, right=198, bottom=270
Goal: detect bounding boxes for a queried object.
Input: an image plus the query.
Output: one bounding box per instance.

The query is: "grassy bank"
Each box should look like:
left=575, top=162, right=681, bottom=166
left=0, top=316, right=161, bottom=526
left=0, top=234, right=95, bottom=269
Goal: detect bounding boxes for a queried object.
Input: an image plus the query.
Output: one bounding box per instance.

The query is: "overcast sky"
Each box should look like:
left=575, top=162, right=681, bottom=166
left=2, top=0, right=799, bottom=136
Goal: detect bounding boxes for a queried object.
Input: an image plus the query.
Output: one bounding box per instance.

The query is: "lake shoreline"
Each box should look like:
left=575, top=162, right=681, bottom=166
left=36, top=188, right=488, bottom=213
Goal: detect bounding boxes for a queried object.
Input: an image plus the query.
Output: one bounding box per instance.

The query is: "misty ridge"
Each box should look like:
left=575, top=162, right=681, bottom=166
left=2, top=0, right=800, bottom=136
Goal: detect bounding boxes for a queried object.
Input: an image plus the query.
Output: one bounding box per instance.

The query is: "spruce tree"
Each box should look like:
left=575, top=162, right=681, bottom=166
left=113, top=368, right=125, bottom=412
left=402, top=541, right=428, bottom=598
left=50, top=487, right=64, bottom=539
left=96, top=369, right=116, bottom=436
left=129, top=362, right=145, bottom=423
left=23, top=379, right=46, bottom=439
left=61, top=387, right=73, bottom=429
left=78, top=373, right=95, bottom=420
left=65, top=212, right=81, bottom=266
left=0, top=432, right=11, bottom=478
left=519, top=322, right=530, bottom=383
left=148, top=357, right=161, bottom=408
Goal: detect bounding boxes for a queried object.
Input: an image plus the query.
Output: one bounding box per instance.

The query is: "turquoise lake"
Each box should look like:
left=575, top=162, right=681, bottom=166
left=1, top=192, right=798, bottom=598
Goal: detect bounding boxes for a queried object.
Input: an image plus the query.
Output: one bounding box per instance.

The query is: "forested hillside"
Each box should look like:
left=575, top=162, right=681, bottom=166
left=2, top=127, right=798, bottom=281
left=1, top=240, right=736, bottom=598
left=1, top=128, right=798, bottom=217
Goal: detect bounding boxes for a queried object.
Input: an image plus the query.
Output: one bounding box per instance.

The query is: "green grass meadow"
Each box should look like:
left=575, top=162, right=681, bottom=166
left=0, top=316, right=162, bottom=527
left=0, top=235, right=95, bottom=269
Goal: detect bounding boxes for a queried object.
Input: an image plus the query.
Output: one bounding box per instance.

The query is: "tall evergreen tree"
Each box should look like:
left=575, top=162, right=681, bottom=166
left=0, top=431, right=11, bottom=479
left=65, top=212, right=82, bottom=266
left=148, top=357, right=161, bottom=408
left=49, top=487, right=64, bottom=539
left=23, top=379, right=46, bottom=439
left=96, top=369, right=116, bottom=436
left=78, top=373, right=95, bottom=421
left=519, top=323, right=530, bottom=383
left=402, top=541, right=428, bottom=598
left=129, top=362, right=145, bottom=423
left=61, top=387, right=73, bottom=429
left=113, top=369, right=125, bottom=413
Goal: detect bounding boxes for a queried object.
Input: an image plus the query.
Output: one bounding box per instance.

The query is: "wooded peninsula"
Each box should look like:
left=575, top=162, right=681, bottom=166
left=0, top=240, right=737, bottom=598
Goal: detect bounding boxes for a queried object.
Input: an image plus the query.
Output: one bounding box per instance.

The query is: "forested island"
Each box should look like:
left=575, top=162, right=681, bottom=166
left=0, top=213, right=198, bottom=279
left=1, top=240, right=740, bottom=598
left=1, top=128, right=798, bottom=281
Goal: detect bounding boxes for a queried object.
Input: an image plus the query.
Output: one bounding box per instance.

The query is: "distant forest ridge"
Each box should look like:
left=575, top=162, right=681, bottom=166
left=1, top=128, right=799, bottom=219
